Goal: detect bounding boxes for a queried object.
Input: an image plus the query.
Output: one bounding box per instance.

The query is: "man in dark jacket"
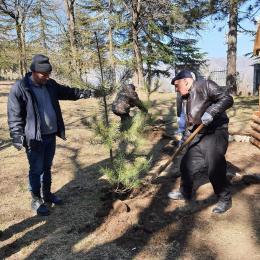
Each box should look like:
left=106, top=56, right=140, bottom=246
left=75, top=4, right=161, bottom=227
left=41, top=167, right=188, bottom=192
left=7, top=54, right=101, bottom=216
left=112, top=84, right=148, bottom=131
left=174, top=72, right=196, bottom=145
left=168, top=70, right=234, bottom=214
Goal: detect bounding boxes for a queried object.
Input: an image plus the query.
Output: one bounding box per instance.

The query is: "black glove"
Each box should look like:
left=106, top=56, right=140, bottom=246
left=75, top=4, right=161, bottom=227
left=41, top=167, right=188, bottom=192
left=79, top=89, right=92, bottom=99
left=12, top=135, right=25, bottom=150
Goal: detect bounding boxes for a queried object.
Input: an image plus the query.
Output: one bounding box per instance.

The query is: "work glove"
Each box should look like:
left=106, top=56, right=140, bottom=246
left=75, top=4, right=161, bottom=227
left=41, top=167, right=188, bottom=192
left=201, top=112, right=213, bottom=126
left=79, top=89, right=92, bottom=99
left=12, top=135, right=25, bottom=150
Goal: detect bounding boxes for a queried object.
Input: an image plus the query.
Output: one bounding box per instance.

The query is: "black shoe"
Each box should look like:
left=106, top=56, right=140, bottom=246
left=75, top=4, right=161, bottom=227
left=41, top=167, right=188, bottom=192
left=212, top=199, right=232, bottom=214
left=31, top=193, right=50, bottom=216
left=44, top=193, right=63, bottom=205
left=168, top=191, right=191, bottom=201
left=36, top=204, right=50, bottom=216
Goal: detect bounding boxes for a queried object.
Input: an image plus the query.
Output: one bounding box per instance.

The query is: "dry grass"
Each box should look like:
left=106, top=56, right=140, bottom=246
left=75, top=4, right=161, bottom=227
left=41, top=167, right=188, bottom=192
left=0, top=82, right=259, bottom=260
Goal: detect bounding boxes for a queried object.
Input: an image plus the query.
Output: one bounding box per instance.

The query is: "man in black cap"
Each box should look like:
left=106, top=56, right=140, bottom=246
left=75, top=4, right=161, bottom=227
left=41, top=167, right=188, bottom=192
left=174, top=72, right=196, bottom=146
left=112, top=84, right=148, bottom=131
left=8, top=54, right=102, bottom=216
left=168, top=70, right=234, bottom=214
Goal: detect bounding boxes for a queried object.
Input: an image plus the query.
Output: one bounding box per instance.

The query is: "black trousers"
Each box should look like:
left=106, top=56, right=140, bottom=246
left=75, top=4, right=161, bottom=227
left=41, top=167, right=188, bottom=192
left=180, top=128, right=231, bottom=201
left=120, top=113, right=132, bottom=131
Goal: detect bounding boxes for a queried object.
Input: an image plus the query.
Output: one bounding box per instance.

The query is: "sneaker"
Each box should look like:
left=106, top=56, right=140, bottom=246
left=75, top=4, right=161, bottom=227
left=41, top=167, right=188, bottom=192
left=168, top=191, right=191, bottom=201
left=31, top=194, right=50, bottom=216
left=212, top=199, right=232, bottom=214
left=36, top=204, right=50, bottom=216
left=44, top=193, right=63, bottom=205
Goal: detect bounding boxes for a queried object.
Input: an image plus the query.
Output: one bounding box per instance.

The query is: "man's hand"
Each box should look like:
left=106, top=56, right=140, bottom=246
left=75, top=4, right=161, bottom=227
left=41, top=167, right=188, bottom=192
left=12, top=136, right=24, bottom=150
left=201, top=112, right=213, bottom=126
left=80, top=87, right=113, bottom=99
left=79, top=89, right=92, bottom=99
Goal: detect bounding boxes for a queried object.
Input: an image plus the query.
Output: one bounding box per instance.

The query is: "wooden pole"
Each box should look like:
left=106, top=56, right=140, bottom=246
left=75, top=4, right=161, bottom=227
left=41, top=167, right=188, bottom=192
left=251, top=122, right=260, bottom=132
left=252, top=114, right=260, bottom=124
left=249, top=129, right=260, bottom=141
left=155, top=124, right=204, bottom=175
left=94, top=32, right=113, bottom=164
left=250, top=137, right=260, bottom=149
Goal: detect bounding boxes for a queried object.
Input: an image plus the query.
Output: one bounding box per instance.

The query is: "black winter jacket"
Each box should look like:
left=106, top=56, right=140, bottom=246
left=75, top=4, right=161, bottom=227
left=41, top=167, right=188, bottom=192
left=185, top=79, right=233, bottom=132
left=7, top=72, right=88, bottom=148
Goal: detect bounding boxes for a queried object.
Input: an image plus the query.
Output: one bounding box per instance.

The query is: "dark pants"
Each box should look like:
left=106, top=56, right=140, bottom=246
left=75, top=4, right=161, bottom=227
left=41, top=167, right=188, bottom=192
left=180, top=128, right=231, bottom=201
left=26, top=134, right=56, bottom=196
left=120, top=113, right=132, bottom=131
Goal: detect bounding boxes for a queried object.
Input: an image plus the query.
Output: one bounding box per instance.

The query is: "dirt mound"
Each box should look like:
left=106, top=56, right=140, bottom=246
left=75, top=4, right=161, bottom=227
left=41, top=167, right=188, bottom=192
left=86, top=141, right=260, bottom=259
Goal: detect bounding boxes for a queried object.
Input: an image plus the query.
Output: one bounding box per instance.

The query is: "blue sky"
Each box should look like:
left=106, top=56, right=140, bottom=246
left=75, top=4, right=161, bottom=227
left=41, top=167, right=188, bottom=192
left=197, top=1, right=258, bottom=58
left=197, top=19, right=256, bottom=58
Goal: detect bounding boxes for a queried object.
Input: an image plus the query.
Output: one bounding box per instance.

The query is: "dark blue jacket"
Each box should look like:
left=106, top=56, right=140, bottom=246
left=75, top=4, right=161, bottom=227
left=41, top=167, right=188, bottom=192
left=8, top=72, right=86, bottom=148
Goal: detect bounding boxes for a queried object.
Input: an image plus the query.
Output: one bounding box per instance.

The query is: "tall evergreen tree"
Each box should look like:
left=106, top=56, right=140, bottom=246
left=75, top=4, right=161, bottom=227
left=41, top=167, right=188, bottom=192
left=29, top=0, right=60, bottom=54
left=124, top=0, right=208, bottom=95
left=208, top=0, right=260, bottom=95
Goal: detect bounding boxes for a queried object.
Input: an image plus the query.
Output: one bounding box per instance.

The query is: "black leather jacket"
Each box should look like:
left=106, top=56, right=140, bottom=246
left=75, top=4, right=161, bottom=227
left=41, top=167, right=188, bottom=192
left=185, top=79, right=233, bottom=132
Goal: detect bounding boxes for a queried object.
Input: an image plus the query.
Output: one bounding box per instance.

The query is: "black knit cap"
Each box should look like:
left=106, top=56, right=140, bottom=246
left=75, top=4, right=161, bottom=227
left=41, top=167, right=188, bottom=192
left=171, top=70, right=193, bottom=85
left=30, top=54, right=52, bottom=73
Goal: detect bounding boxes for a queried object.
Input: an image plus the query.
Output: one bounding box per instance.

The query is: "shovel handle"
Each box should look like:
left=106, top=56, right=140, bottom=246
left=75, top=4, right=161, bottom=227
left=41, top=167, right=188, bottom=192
left=156, top=124, right=204, bottom=174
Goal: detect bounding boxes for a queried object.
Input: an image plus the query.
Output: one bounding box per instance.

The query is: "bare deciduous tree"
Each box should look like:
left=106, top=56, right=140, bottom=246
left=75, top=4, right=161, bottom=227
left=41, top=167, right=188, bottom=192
left=0, top=0, right=34, bottom=76
left=63, top=0, right=80, bottom=77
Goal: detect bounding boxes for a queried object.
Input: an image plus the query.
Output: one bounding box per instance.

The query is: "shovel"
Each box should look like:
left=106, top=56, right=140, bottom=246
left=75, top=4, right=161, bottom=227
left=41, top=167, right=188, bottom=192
left=155, top=123, right=204, bottom=175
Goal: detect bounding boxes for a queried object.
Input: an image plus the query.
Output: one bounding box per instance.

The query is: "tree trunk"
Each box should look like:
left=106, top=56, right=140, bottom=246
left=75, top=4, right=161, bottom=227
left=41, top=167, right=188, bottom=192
left=131, top=0, right=144, bottom=88
left=226, top=0, right=238, bottom=95
left=146, top=40, right=153, bottom=100
left=95, top=32, right=113, bottom=164
left=15, top=20, right=27, bottom=77
left=108, top=0, right=116, bottom=83
left=39, top=3, right=48, bottom=53
left=63, top=0, right=79, bottom=76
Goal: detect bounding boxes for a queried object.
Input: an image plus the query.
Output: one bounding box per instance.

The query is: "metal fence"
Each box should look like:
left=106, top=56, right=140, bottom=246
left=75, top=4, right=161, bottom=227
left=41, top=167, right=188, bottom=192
left=208, top=70, right=227, bottom=87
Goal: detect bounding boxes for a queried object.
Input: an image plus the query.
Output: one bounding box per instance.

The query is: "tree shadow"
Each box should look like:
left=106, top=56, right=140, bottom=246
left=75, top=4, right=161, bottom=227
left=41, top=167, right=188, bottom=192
left=249, top=192, right=260, bottom=244
left=0, top=144, right=114, bottom=259
left=0, top=92, right=9, bottom=98
left=2, top=95, right=259, bottom=259
left=0, top=96, right=178, bottom=259
left=0, top=141, right=12, bottom=152
left=75, top=160, right=259, bottom=259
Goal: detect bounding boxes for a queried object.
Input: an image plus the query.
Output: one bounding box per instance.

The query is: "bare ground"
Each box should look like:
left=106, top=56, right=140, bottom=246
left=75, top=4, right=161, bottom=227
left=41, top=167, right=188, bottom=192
left=0, top=83, right=259, bottom=260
